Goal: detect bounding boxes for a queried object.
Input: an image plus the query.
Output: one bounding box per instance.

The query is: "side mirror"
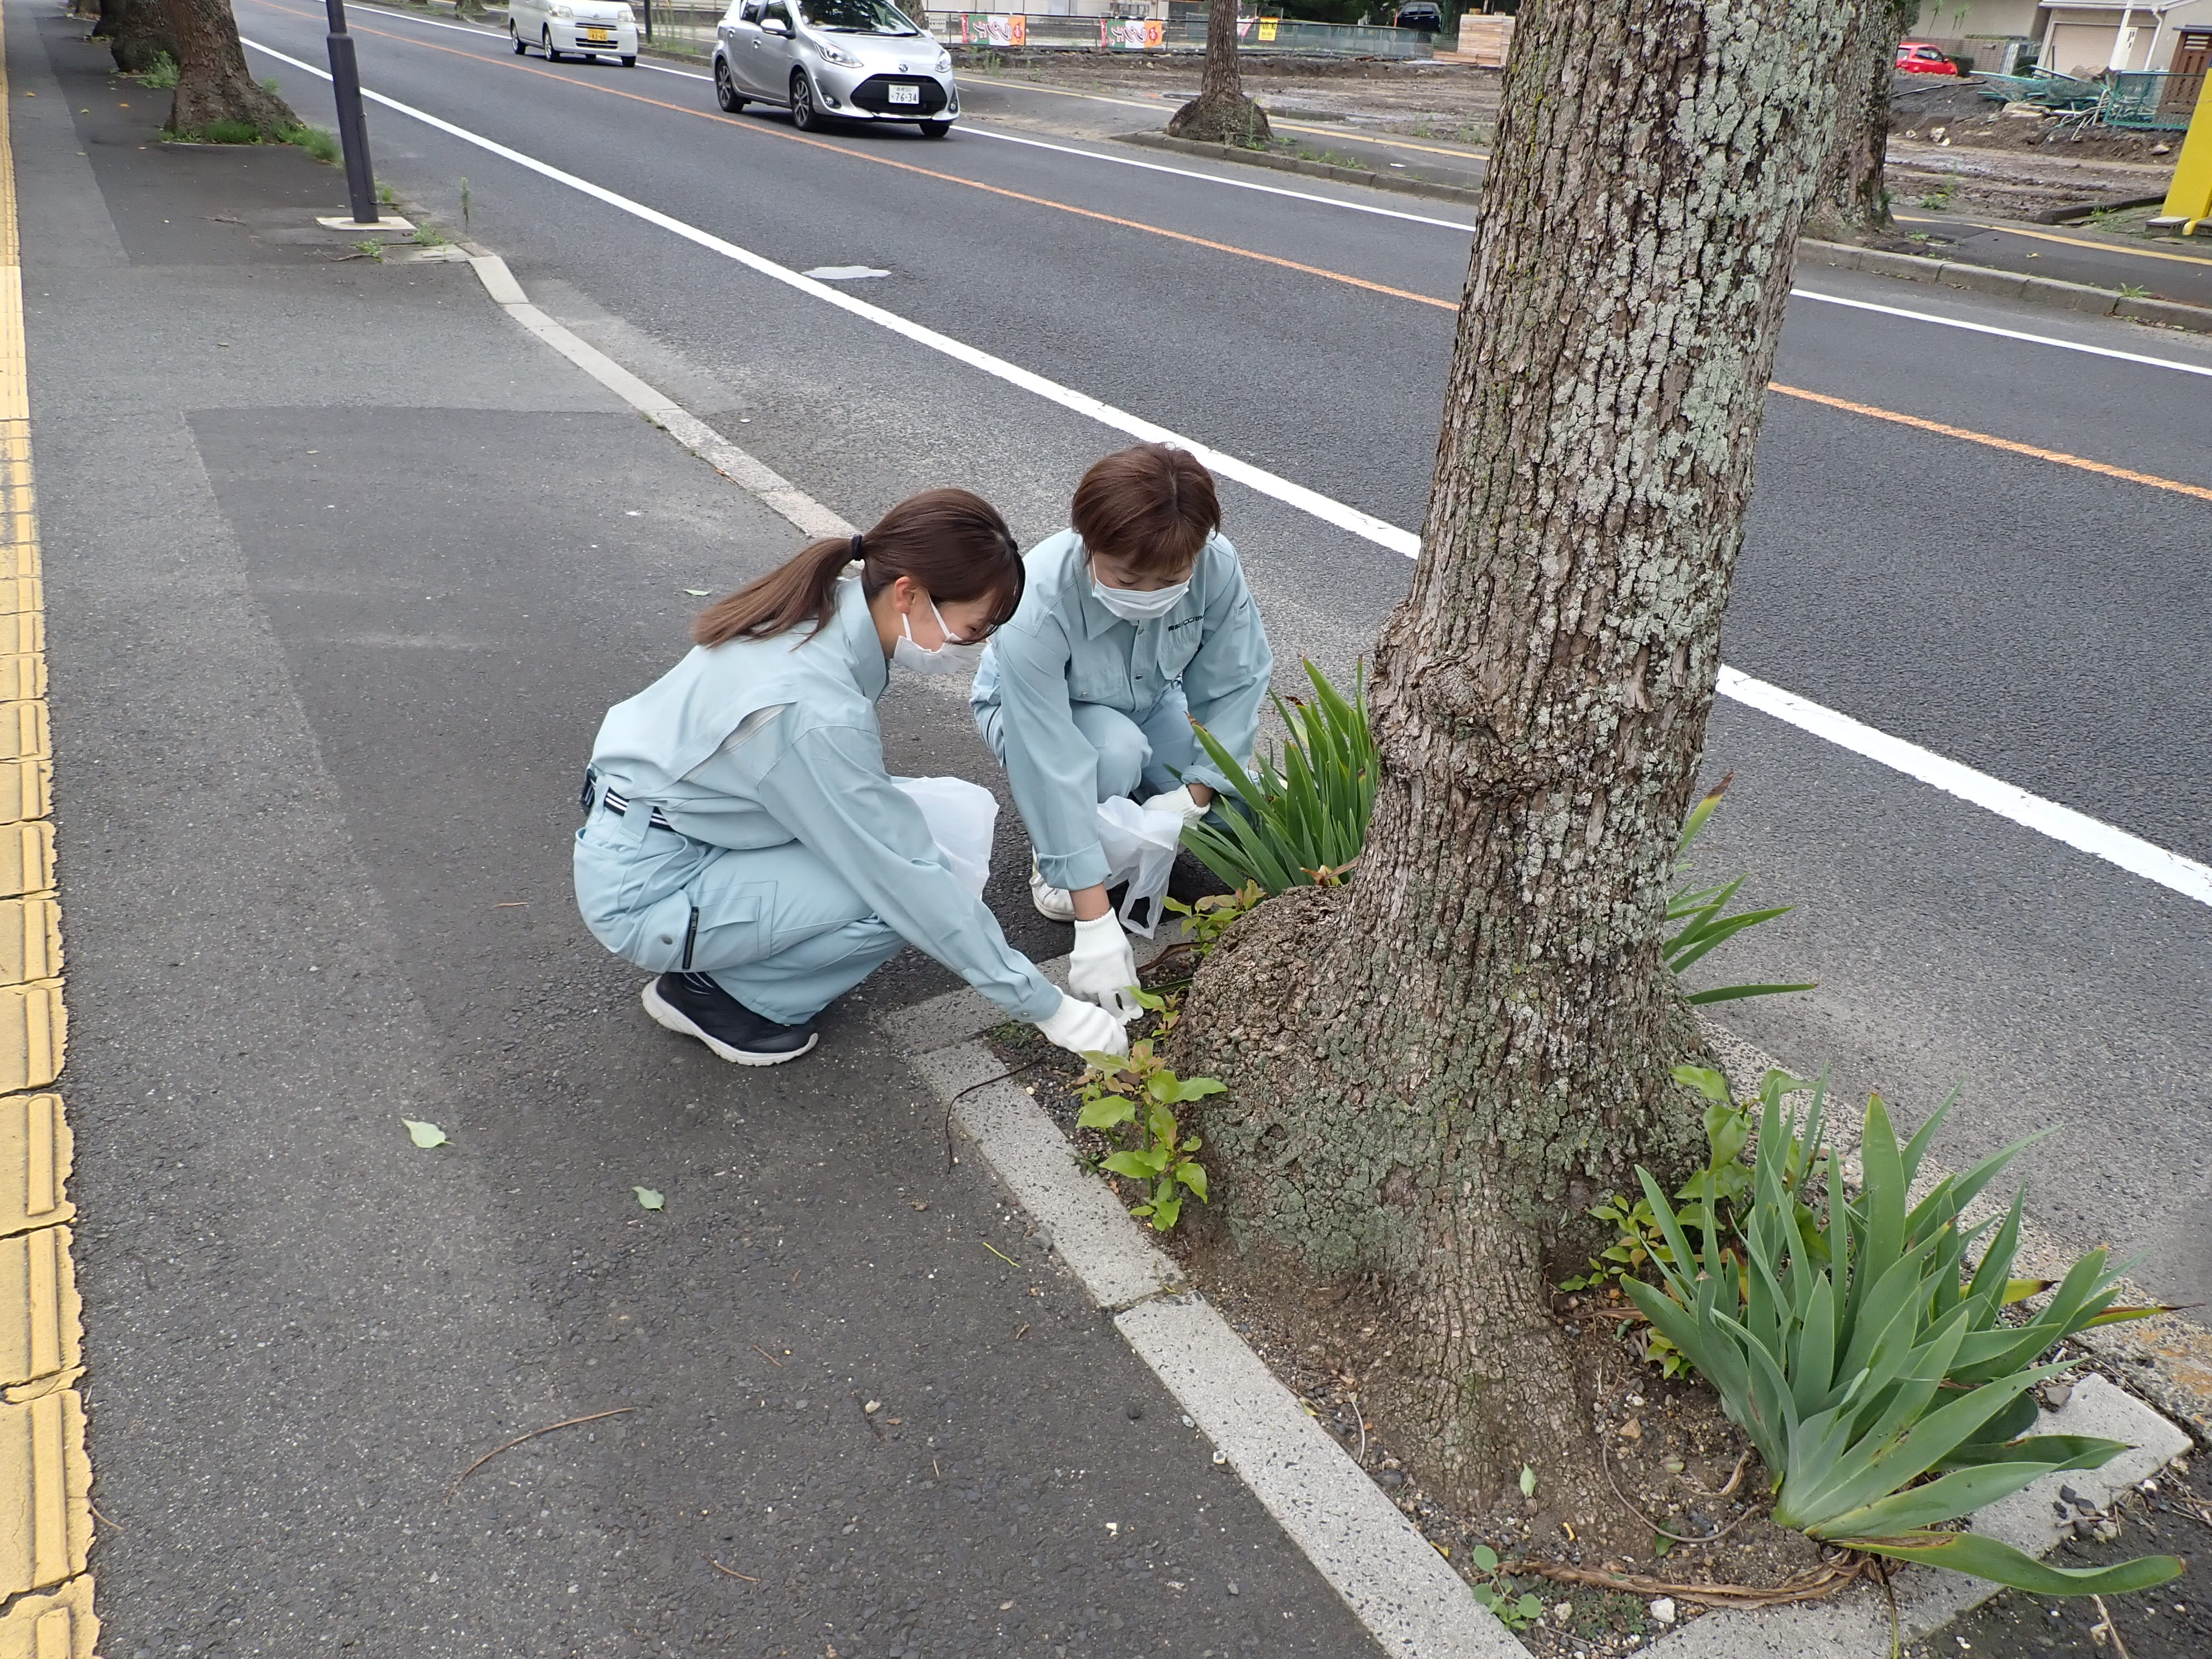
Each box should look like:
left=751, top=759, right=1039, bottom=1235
left=763, top=15, right=791, bottom=33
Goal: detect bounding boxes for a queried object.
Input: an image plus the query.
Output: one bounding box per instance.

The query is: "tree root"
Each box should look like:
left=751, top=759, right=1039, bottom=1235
left=1166, top=91, right=1272, bottom=145
left=1499, top=1551, right=1885, bottom=1608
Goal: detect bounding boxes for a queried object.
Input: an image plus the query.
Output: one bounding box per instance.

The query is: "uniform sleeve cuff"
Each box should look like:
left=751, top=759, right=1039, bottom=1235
left=1037, top=843, right=1111, bottom=893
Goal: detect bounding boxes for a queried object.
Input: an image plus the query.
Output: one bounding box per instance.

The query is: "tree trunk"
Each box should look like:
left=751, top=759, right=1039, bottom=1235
left=1804, top=0, right=1917, bottom=242
left=101, top=0, right=176, bottom=74
left=1170, top=0, right=1849, bottom=1541
left=159, top=0, right=299, bottom=138
left=1167, top=3, right=1271, bottom=144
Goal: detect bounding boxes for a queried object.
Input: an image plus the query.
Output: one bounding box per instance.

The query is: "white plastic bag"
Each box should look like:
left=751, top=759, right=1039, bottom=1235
left=893, top=776, right=999, bottom=898
left=1094, top=795, right=1185, bottom=937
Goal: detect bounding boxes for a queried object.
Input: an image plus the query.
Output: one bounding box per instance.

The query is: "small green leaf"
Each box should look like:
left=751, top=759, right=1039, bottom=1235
left=401, top=1118, right=449, bottom=1149
left=1471, top=1544, right=1498, bottom=1572
left=1077, top=1097, right=1136, bottom=1130
left=1150, top=1191, right=1183, bottom=1230
left=1518, top=1463, right=1536, bottom=1498
left=1101, top=1150, right=1168, bottom=1180
left=1176, top=1161, right=1209, bottom=1201
left=634, top=1186, right=665, bottom=1210
left=1175, top=1077, right=1228, bottom=1101
left=1515, top=1593, right=1543, bottom=1620
left=1673, top=1065, right=1730, bottom=1102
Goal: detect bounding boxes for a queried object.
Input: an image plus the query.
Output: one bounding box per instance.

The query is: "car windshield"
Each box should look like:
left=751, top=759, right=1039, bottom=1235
left=799, top=0, right=918, bottom=34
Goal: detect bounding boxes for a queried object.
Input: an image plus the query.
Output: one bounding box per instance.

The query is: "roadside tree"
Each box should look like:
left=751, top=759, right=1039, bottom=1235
left=1168, top=2, right=1272, bottom=144
left=1171, top=0, right=1849, bottom=1537
left=96, top=0, right=177, bottom=76
left=159, top=0, right=299, bottom=138
left=1806, top=0, right=1919, bottom=239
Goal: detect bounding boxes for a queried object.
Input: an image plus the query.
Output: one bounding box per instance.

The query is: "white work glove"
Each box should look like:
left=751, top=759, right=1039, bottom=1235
left=1036, top=992, right=1130, bottom=1060
left=1149, top=784, right=1212, bottom=828
left=1067, top=913, right=1143, bottom=1022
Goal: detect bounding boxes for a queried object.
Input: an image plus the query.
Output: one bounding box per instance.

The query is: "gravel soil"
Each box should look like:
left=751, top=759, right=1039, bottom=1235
left=1909, top=1447, right=2210, bottom=1659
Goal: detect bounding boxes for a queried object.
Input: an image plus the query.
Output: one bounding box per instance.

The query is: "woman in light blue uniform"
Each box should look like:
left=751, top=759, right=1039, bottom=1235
left=576, top=489, right=1128, bottom=1066
left=971, top=446, right=1273, bottom=1016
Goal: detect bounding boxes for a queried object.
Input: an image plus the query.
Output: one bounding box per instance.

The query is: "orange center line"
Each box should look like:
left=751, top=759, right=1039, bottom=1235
left=250, top=2, right=2210, bottom=505
left=1766, top=384, right=2212, bottom=503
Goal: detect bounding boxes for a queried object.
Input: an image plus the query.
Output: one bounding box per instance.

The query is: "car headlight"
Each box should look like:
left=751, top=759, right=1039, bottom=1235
left=935, top=48, right=951, bottom=71
left=549, top=3, right=573, bottom=16
left=619, top=4, right=636, bottom=19
left=811, top=36, right=862, bottom=66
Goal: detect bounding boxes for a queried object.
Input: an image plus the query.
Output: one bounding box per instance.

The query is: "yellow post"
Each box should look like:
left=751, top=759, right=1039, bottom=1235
left=2154, top=62, right=2212, bottom=231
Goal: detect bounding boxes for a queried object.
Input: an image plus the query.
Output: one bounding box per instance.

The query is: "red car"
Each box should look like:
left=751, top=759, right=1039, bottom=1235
left=1897, top=40, right=1963, bottom=76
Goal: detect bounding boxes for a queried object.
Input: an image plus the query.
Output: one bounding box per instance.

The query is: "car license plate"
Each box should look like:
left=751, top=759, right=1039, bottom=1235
left=888, top=84, right=921, bottom=105
left=585, top=27, right=612, bottom=40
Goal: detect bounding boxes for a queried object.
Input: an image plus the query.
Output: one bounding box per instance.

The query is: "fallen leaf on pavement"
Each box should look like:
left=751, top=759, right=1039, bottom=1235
left=634, top=1187, right=665, bottom=1211
left=402, top=1119, right=450, bottom=1149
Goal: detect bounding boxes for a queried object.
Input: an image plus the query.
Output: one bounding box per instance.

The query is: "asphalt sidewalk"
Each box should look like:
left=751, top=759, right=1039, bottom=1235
left=18, top=7, right=1375, bottom=1655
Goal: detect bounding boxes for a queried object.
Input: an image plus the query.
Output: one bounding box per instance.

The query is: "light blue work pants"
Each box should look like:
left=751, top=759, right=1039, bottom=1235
left=982, top=685, right=1198, bottom=804
left=573, top=795, right=902, bottom=1027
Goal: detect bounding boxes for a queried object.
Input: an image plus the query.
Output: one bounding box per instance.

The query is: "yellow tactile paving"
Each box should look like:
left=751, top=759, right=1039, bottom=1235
left=0, top=1391, right=90, bottom=1595
left=0, top=1097, right=71, bottom=1239
left=0, top=655, right=43, bottom=703
left=0, top=1226, right=77, bottom=1393
left=0, top=2, right=93, bottom=1635
left=0, top=988, right=61, bottom=1096
left=0, top=761, right=47, bottom=827
left=0, top=822, right=51, bottom=900
left=0, top=700, right=48, bottom=761
left=0, top=1573, right=96, bottom=1659
left=0, top=900, right=58, bottom=987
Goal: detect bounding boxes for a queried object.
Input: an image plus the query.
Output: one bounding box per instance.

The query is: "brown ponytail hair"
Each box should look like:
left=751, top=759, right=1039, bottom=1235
left=692, top=488, right=1025, bottom=649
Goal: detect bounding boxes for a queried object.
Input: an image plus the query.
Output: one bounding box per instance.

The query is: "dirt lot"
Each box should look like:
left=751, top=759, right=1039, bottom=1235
left=962, top=53, right=2181, bottom=221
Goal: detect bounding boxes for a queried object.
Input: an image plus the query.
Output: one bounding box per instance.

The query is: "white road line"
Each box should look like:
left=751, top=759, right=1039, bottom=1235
left=1786, top=288, right=2212, bottom=378
left=248, top=37, right=2212, bottom=912
left=1719, top=669, right=2212, bottom=906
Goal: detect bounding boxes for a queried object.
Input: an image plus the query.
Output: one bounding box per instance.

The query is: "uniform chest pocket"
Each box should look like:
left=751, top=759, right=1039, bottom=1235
left=1068, top=650, right=1133, bottom=708
left=1157, top=618, right=1203, bottom=682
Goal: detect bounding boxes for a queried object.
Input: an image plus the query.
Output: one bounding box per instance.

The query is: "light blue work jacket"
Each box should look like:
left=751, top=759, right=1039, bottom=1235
left=587, top=577, right=1060, bottom=1020
left=971, top=528, right=1273, bottom=892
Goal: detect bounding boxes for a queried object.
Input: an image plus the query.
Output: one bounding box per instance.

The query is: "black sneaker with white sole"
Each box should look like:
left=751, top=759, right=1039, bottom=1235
left=641, top=972, right=820, bottom=1066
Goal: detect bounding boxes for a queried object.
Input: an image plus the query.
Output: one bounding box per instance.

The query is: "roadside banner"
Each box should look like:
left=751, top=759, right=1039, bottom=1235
left=959, top=13, right=1027, bottom=45
left=1098, top=18, right=1165, bottom=49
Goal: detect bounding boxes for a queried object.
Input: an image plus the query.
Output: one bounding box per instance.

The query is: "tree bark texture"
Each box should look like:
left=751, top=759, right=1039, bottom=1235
left=1804, top=0, right=1918, bottom=242
left=1167, top=3, right=1271, bottom=144
left=160, top=0, right=299, bottom=137
left=101, top=0, right=176, bottom=75
left=1172, top=0, right=1849, bottom=1538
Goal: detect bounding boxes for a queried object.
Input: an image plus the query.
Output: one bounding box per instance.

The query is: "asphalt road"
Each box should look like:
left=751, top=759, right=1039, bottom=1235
left=26, top=1, right=2212, bottom=1649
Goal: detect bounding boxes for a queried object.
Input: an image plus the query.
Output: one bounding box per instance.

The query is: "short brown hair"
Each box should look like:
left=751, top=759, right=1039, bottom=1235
left=1070, top=445, right=1220, bottom=578
left=692, top=488, right=1022, bottom=648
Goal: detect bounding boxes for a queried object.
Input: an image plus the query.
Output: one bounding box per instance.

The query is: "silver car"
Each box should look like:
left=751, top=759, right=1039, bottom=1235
left=713, top=0, right=958, bottom=137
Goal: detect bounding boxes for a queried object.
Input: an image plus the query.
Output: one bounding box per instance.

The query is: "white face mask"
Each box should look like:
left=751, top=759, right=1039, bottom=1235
left=893, top=596, right=987, bottom=677
left=1091, top=576, right=1190, bottom=624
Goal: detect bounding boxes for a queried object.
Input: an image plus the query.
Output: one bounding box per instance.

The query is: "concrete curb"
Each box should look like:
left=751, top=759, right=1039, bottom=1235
left=885, top=985, right=2201, bottom=1659
left=1118, top=130, right=1484, bottom=208
left=1114, top=132, right=2212, bottom=335
left=0, top=30, right=98, bottom=1658
left=460, top=252, right=856, bottom=540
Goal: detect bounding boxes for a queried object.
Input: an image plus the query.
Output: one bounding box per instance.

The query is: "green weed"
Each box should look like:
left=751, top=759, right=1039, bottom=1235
left=130, top=51, right=180, bottom=90
left=289, top=125, right=340, bottom=164
left=1465, top=1545, right=1545, bottom=1630
left=1075, top=990, right=1219, bottom=1233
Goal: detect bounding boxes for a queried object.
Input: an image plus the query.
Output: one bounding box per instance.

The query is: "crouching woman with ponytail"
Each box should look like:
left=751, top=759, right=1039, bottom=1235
left=575, top=489, right=1128, bottom=1066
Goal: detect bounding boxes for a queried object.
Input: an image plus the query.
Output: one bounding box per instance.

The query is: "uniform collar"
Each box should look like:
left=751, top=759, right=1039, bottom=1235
left=836, top=574, right=890, bottom=701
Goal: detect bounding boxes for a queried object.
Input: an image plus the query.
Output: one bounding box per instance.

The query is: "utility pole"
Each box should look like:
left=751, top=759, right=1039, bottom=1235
left=324, top=0, right=382, bottom=226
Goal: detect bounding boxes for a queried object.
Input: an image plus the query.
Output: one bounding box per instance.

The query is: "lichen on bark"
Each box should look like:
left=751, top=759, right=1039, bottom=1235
left=1170, top=0, right=1849, bottom=1545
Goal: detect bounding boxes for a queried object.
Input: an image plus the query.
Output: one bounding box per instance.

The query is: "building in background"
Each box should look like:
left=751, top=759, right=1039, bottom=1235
left=1924, top=0, right=2212, bottom=77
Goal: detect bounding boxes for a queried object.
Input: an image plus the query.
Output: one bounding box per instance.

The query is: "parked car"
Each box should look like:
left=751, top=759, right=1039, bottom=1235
left=1395, top=2, right=1444, bottom=33
left=510, top=0, right=639, bottom=65
left=714, top=0, right=958, bottom=136
left=1895, top=40, right=1963, bottom=76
